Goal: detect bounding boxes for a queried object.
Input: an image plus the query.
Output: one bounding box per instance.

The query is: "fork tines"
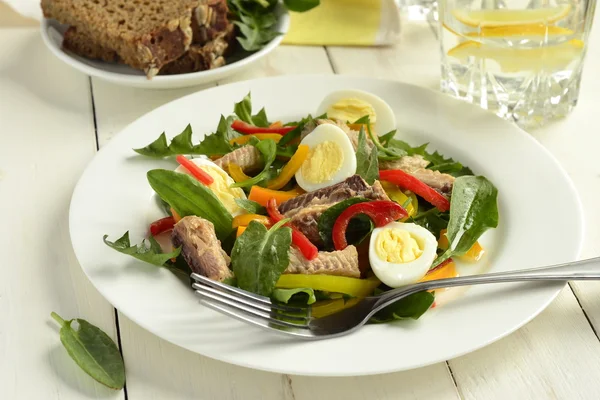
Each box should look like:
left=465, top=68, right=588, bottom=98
left=190, top=273, right=314, bottom=334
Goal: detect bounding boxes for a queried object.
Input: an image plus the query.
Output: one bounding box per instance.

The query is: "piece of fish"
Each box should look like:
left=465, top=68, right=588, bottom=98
left=287, top=204, right=331, bottom=246
left=284, top=245, right=360, bottom=278
left=171, top=216, right=232, bottom=281
left=379, top=155, right=429, bottom=172
left=214, top=145, right=263, bottom=173
left=379, top=155, right=455, bottom=194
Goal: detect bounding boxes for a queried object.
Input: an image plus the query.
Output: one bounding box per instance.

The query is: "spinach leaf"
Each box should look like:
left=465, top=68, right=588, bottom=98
left=409, top=207, right=450, bottom=239
left=235, top=198, right=267, bottom=215
left=272, top=288, right=317, bottom=305
left=231, top=139, right=277, bottom=188
left=434, top=176, right=498, bottom=267
left=284, top=0, right=319, bottom=12
left=371, top=291, right=435, bottom=323
left=50, top=312, right=125, bottom=390
left=231, top=220, right=293, bottom=296
left=355, top=126, right=379, bottom=185
left=147, top=169, right=233, bottom=239
left=318, top=197, right=373, bottom=250
left=252, top=108, right=270, bottom=127
left=103, top=232, right=181, bottom=267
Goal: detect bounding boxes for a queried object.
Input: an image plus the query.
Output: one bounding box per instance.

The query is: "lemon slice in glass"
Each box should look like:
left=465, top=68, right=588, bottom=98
left=452, top=4, right=572, bottom=27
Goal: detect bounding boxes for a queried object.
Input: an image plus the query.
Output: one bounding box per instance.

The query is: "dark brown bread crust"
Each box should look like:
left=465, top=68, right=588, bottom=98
left=62, top=26, right=120, bottom=63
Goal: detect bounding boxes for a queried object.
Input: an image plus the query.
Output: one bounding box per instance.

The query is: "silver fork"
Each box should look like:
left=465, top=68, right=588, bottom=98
left=191, top=256, right=600, bottom=340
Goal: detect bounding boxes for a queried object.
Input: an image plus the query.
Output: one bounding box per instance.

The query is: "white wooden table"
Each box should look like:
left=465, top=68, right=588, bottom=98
left=2, top=4, right=600, bottom=399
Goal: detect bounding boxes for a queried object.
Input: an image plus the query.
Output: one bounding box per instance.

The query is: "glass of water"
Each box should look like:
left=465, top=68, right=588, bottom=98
left=439, top=0, right=597, bottom=127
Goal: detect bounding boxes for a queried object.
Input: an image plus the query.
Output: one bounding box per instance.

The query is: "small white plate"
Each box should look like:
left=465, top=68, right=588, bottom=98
left=69, top=75, right=583, bottom=376
left=40, top=11, right=290, bottom=90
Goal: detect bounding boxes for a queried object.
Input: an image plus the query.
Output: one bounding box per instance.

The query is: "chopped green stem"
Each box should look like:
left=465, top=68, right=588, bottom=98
left=51, top=312, right=66, bottom=327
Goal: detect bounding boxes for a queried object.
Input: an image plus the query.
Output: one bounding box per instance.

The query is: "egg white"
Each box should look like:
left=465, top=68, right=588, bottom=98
left=316, top=89, right=397, bottom=136
left=295, top=124, right=357, bottom=192
left=369, top=222, right=438, bottom=288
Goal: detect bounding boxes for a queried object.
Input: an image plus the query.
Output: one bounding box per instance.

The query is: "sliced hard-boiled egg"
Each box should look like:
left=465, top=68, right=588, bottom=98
left=295, top=124, right=357, bottom=192
left=316, top=89, right=397, bottom=135
left=369, top=222, right=438, bottom=288
left=175, top=157, right=247, bottom=216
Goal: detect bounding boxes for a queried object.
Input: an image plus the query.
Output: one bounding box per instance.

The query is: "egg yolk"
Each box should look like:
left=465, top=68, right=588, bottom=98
left=375, top=228, right=424, bottom=263
left=327, top=97, right=377, bottom=125
left=301, top=141, right=344, bottom=184
left=201, top=165, right=245, bottom=215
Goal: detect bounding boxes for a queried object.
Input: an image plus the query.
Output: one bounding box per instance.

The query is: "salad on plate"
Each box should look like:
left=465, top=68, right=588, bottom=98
left=103, top=89, right=499, bottom=323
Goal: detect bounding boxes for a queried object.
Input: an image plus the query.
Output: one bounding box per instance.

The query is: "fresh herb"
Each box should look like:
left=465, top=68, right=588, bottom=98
left=231, top=220, right=293, bottom=296
left=379, top=130, right=397, bottom=146
left=233, top=92, right=270, bottom=127
left=355, top=126, right=379, bottom=185
left=235, top=198, right=267, bottom=214
left=284, top=0, right=320, bottom=12
left=50, top=312, right=125, bottom=390
left=103, top=232, right=181, bottom=267
left=147, top=169, right=233, bottom=239
left=272, top=287, right=317, bottom=305
left=424, top=150, right=473, bottom=177
left=359, top=116, right=407, bottom=161
left=278, top=113, right=322, bottom=146
left=371, top=291, right=435, bottom=323
left=434, top=176, right=498, bottom=267
left=318, top=197, right=373, bottom=250
left=409, top=207, right=450, bottom=239
left=231, top=139, right=277, bottom=188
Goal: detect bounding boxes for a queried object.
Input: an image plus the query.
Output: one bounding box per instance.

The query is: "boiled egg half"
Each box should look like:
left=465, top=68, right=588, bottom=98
left=369, top=222, right=438, bottom=288
left=295, top=124, right=357, bottom=192
left=316, top=89, right=397, bottom=135
left=175, top=157, right=247, bottom=216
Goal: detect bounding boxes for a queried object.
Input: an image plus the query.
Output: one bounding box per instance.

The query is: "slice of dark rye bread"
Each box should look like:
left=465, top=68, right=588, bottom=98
left=42, top=0, right=200, bottom=77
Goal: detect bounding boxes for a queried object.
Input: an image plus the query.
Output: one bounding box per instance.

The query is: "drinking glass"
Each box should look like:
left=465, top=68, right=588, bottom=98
left=439, top=0, right=597, bottom=127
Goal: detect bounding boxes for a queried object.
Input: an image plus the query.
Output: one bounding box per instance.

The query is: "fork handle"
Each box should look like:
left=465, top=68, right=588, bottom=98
left=376, top=256, right=600, bottom=307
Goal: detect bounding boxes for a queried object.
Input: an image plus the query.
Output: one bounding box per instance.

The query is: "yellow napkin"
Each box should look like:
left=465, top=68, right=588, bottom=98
left=282, top=0, right=400, bottom=46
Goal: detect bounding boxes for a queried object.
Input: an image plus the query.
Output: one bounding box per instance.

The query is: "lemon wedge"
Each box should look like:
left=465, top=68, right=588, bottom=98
left=468, top=25, right=575, bottom=37
left=447, top=39, right=584, bottom=72
left=452, top=4, right=572, bottom=27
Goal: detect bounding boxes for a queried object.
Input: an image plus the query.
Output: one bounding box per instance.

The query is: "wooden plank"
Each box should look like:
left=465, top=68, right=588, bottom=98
left=0, top=29, right=122, bottom=399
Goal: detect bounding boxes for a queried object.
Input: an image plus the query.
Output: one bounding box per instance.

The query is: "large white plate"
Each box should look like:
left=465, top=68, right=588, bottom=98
left=40, top=10, right=289, bottom=90
left=69, top=75, right=583, bottom=376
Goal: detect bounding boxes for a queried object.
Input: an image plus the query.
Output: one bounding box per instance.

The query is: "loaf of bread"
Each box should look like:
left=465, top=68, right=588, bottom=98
left=42, top=0, right=199, bottom=77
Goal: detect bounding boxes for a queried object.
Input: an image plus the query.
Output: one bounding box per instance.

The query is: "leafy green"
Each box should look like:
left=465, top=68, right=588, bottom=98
left=103, top=232, right=181, bottom=267
left=147, top=169, right=233, bottom=239
left=233, top=92, right=270, bottom=127
left=50, top=312, right=125, bottom=390
left=371, top=291, right=435, bottom=323
left=229, top=0, right=280, bottom=51
left=434, top=176, right=499, bottom=267
left=355, top=126, right=379, bottom=185
left=278, top=113, right=322, bottom=146
left=231, top=220, right=293, bottom=296
left=231, top=139, right=277, bottom=188
left=272, top=288, right=317, bottom=305
left=359, top=116, right=407, bottom=161
left=409, top=207, right=450, bottom=239
left=424, top=150, right=473, bottom=177
left=192, top=116, right=237, bottom=156
left=235, top=198, right=267, bottom=214
left=318, top=197, right=373, bottom=250
left=284, top=0, right=319, bottom=12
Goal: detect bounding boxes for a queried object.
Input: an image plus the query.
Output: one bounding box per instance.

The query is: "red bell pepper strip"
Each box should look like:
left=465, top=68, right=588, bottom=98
left=176, top=155, right=214, bottom=185
left=149, top=216, right=176, bottom=236
left=231, top=120, right=297, bottom=135
left=379, top=169, right=450, bottom=212
left=332, top=201, right=407, bottom=251
left=266, top=198, right=318, bottom=260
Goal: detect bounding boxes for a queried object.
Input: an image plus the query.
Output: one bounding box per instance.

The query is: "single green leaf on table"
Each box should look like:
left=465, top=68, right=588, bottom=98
left=283, top=0, right=319, bottom=12
left=434, top=175, right=498, bottom=267
left=318, top=197, right=373, bottom=250
left=355, top=126, right=379, bottom=185
left=272, top=287, right=317, bottom=305
left=235, top=198, right=267, bottom=215
left=147, top=169, right=234, bottom=239
left=50, top=312, right=125, bottom=390
left=103, top=231, right=181, bottom=267
left=231, top=139, right=277, bottom=188
left=371, top=291, right=435, bottom=323
left=231, top=220, right=293, bottom=296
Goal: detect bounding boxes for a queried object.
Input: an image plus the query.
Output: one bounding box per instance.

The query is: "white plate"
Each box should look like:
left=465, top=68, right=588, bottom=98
left=40, top=11, right=289, bottom=90
left=69, top=75, right=583, bottom=376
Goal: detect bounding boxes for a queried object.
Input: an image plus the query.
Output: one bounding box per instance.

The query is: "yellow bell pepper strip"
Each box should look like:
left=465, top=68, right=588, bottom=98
left=236, top=226, right=247, bottom=237
left=267, top=144, right=310, bottom=190
left=380, top=181, right=418, bottom=220
left=276, top=274, right=381, bottom=298
left=232, top=214, right=271, bottom=229
left=248, top=186, right=301, bottom=207
left=228, top=163, right=252, bottom=183
left=170, top=208, right=182, bottom=223
left=229, top=134, right=282, bottom=146
left=438, top=229, right=485, bottom=262
left=311, top=298, right=361, bottom=318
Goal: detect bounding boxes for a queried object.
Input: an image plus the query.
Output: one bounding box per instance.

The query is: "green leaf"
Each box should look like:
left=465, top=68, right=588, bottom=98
left=231, top=139, right=277, bottom=188
left=231, top=220, right=293, bottom=296
left=50, top=312, right=125, bottom=390
left=318, top=197, right=373, bottom=250
left=423, top=150, right=473, bottom=177
left=233, top=92, right=254, bottom=124
left=147, top=169, right=234, bottom=239
left=409, top=207, right=450, bottom=240
left=252, top=108, right=270, bottom=127
left=283, top=0, right=319, bottom=11
left=371, top=291, right=435, bottom=323
left=216, top=114, right=241, bottom=142
left=193, top=118, right=235, bottom=156
left=168, top=124, right=194, bottom=154
left=235, top=198, right=267, bottom=215
left=133, top=132, right=172, bottom=158
left=379, top=129, right=397, bottom=146
left=353, top=115, right=371, bottom=124
left=272, top=288, right=317, bottom=305
left=434, top=176, right=499, bottom=266
left=355, top=127, right=379, bottom=185
left=103, top=231, right=181, bottom=266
